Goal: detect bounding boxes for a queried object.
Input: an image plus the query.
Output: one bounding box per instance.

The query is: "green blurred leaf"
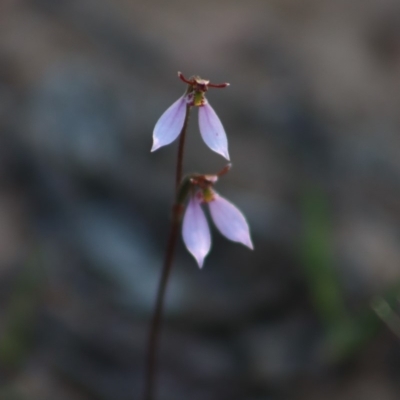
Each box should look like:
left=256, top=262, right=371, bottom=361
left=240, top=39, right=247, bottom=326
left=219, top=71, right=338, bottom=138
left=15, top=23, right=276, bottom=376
left=0, top=249, right=44, bottom=369
left=300, top=185, right=349, bottom=328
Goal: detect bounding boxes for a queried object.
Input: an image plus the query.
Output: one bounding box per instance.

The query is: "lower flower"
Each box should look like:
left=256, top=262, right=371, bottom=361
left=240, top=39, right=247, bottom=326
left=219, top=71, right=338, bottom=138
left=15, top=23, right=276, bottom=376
left=182, top=189, right=253, bottom=268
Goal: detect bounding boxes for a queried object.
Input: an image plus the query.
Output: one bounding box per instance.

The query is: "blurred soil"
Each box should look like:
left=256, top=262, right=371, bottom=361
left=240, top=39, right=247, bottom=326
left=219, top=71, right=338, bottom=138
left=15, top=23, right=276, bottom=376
left=1, top=0, right=400, bottom=399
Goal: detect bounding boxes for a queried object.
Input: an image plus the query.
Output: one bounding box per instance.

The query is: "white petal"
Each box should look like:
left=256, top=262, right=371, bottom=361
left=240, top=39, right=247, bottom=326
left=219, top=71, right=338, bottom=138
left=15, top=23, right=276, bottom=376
left=208, top=194, right=253, bottom=249
left=198, top=103, right=230, bottom=160
left=182, top=195, right=211, bottom=268
left=151, top=96, right=187, bottom=152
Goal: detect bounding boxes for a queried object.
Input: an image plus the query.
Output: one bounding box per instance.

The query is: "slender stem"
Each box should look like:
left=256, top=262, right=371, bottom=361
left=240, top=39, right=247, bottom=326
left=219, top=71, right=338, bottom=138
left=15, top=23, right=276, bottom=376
left=143, top=105, right=191, bottom=400
left=175, top=104, right=191, bottom=191
left=143, top=204, right=183, bottom=400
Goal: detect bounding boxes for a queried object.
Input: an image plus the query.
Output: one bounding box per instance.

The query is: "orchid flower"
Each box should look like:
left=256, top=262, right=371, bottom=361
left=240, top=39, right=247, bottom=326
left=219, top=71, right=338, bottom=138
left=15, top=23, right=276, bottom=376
left=151, top=72, right=230, bottom=160
left=181, top=168, right=253, bottom=268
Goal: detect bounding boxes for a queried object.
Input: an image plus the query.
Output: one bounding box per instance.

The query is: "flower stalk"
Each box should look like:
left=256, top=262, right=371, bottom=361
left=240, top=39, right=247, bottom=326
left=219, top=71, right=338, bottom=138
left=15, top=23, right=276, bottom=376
left=143, top=202, right=183, bottom=400
left=144, top=103, right=190, bottom=400
left=175, top=104, right=191, bottom=191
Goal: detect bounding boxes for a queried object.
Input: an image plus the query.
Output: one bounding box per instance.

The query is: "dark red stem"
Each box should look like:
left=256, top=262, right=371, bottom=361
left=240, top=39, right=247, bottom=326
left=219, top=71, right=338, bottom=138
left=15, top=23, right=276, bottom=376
left=175, top=104, right=191, bottom=191
left=143, top=105, right=191, bottom=400
left=143, top=204, right=183, bottom=400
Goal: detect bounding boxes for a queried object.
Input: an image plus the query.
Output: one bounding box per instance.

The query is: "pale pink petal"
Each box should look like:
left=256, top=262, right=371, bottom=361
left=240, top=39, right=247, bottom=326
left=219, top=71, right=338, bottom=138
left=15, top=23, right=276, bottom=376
left=182, top=195, right=211, bottom=268
left=198, top=103, right=230, bottom=160
left=151, top=96, right=187, bottom=152
left=208, top=194, right=253, bottom=249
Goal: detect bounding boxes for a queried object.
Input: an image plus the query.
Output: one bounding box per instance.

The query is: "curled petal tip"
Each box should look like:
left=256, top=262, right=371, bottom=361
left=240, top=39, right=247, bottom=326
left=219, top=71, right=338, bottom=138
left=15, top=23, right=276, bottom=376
left=214, top=163, right=232, bottom=178
left=208, top=82, right=230, bottom=88
left=178, top=72, right=192, bottom=84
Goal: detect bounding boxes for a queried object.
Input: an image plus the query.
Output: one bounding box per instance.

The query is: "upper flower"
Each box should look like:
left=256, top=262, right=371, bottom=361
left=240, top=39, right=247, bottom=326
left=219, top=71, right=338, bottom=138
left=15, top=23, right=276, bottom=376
left=181, top=168, right=253, bottom=268
left=151, top=72, right=230, bottom=160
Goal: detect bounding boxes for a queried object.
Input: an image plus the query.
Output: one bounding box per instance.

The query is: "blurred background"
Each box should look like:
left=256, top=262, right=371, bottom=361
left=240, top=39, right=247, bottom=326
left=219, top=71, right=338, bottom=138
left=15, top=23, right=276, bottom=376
left=1, top=0, right=400, bottom=399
